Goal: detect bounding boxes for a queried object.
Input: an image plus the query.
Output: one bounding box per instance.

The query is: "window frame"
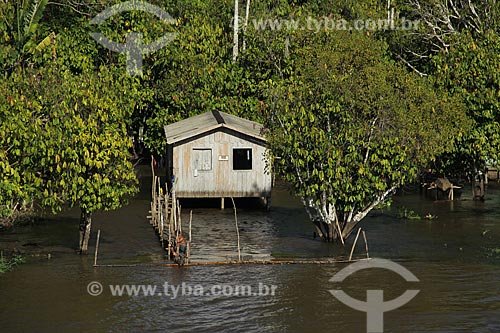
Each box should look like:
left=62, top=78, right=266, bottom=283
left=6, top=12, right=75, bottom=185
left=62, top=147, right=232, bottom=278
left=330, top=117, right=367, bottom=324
left=192, top=148, right=213, bottom=172
left=232, top=147, right=253, bottom=171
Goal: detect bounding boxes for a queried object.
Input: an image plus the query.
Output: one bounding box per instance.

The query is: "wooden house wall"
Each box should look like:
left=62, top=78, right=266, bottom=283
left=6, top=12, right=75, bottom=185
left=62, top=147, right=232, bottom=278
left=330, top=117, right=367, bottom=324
left=170, top=129, right=271, bottom=198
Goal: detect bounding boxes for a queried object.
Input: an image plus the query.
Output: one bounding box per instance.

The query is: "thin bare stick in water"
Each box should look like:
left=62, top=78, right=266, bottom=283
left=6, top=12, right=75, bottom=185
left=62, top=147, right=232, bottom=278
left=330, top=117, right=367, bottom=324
left=349, top=227, right=362, bottom=261
left=93, top=229, right=101, bottom=266
left=230, top=197, right=241, bottom=262
left=188, top=210, right=193, bottom=263
left=362, top=230, right=369, bottom=259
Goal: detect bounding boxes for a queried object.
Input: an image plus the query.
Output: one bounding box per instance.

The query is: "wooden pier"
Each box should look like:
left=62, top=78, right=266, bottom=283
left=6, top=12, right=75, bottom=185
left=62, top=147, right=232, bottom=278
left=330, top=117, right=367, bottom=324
left=140, top=159, right=370, bottom=268
left=148, top=159, right=192, bottom=264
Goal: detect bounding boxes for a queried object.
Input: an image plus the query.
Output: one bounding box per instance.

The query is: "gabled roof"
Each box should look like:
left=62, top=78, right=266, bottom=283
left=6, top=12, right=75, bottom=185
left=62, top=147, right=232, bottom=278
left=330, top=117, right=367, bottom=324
left=164, top=110, right=266, bottom=144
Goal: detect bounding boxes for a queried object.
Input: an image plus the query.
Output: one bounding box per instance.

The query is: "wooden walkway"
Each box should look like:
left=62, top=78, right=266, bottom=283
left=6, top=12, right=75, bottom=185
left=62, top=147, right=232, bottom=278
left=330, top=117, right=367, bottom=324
left=148, top=160, right=192, bottom=263
left=93, top=257, right=370, bottom=268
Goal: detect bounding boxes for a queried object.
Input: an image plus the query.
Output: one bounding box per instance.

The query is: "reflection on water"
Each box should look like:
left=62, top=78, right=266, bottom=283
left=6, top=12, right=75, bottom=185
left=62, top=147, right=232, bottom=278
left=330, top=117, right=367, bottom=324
left=1, top=180, right=500, bottom=332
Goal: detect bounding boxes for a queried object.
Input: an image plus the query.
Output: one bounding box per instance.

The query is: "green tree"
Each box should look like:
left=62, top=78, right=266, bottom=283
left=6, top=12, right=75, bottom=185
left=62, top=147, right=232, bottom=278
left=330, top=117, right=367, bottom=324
left=37, top=68, right=139, bottom=253
left=1, top=65, right=140, bottom=253
left=145, top=9, right=260, bottom=154
left=431, top=31, right=500, bottom=179
left=0, top=0, right=53, bottom=72
left=0, top=70, right=43, bottom=224
left=263, top=31, right=468, bottom=241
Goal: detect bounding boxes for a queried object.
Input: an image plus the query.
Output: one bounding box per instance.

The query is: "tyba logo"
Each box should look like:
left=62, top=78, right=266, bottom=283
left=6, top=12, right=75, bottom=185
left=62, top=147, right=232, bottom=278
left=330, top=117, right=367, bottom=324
left=329, top=258, right=420, bottom=333
left=89, top=1, right=178, bottom=76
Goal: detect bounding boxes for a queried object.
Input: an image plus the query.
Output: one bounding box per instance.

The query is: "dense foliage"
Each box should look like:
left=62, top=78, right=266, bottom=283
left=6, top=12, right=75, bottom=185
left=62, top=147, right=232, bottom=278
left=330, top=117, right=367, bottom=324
left=0, top=0, right=491, bottom=246
left=263, top=29, right=467, bottom=239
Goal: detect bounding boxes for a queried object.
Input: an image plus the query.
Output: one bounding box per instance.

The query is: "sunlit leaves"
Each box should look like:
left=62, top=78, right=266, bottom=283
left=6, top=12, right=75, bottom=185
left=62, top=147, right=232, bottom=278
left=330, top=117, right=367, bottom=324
left=0, top=65, right=139, bottom=221
left=263, top=30, right=467, bottom=236
left=432, top=31, right=500, bottom=176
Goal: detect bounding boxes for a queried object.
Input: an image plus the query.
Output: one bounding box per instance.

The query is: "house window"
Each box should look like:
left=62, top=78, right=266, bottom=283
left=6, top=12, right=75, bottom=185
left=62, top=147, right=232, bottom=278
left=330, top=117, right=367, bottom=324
left=233, top=148, right=252, bottom=170
left=193, top=148, right=212, bottom=171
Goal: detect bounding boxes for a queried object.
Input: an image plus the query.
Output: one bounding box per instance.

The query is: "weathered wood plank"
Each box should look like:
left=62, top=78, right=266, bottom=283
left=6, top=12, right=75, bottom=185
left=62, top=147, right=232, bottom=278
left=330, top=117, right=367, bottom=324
left=172, top=129, right=272, bottom=198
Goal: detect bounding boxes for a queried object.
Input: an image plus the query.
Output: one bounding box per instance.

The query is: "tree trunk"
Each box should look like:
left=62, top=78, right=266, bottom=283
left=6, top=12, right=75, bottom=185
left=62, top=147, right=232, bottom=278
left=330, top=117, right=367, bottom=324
left=233, top=0, right=239, bottom=61
left=311, top=218, right=326, bottom=239
left=242, top=0, right=251, bottom=51
left=305, top=186, right=397, bottom=243
left=341, top=222, right=357, bottom=240
left=79, top=209, right=92, bottom=254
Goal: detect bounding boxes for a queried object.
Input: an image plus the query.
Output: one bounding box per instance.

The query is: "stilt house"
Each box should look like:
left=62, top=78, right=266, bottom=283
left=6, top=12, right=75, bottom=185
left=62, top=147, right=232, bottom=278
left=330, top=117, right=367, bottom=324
left=164, top=111, right=272, bottom=207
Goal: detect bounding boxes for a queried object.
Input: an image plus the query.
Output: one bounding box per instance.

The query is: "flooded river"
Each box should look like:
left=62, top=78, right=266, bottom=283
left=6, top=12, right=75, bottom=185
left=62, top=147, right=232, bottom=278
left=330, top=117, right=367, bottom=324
left=1, top=178, right=499, bottom=332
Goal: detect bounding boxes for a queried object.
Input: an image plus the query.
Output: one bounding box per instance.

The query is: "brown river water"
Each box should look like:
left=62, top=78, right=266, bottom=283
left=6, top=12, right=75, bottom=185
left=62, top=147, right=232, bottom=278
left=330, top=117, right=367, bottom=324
left=1, top=176, right=499, bottom=332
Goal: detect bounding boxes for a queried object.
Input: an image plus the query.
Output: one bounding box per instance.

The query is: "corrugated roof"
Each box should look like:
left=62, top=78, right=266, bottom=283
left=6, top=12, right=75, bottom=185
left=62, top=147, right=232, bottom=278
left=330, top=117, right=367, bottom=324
left=164, top=111, right=266, bottom=144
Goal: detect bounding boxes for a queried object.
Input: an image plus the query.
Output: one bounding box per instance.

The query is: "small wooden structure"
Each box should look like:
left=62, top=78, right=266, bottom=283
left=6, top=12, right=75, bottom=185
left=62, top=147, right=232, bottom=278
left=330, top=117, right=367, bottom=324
left=164, top=111, right=272, bottom=208
left=148, top=160, right=192, bottom=264
left=487, top=167, right=499, bottom=181
left=423, top=177, right=461, bottom=200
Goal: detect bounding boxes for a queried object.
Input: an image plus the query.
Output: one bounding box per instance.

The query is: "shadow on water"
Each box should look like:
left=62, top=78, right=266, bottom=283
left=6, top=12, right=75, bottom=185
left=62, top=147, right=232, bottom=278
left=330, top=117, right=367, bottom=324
left=1, top=171, right=500, bottom=332
left=179, top=197, right=266, bottom=210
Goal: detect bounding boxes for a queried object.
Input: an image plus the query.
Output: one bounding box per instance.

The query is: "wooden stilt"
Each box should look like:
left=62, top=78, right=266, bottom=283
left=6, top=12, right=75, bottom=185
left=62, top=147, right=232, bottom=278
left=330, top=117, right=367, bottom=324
left=175, top=199, right=180, bottom=256
left=93, top=229, right=101, bottom=266
left=148, top=203, right=153, bottom=225
left=151, top=177, right=156, bottom=227
left=151, top=156, right=155, bottom=200
left=362, top=230, right=369, bottom=259
left=177, top=200, right=182, bottom=233
left=157, top=177, right=161, bottom=230
left=334, top=209, right=344, bottom=246
left=170, top=190, right=175, bottom=232
left=162, top=193, right=168, bottom=248
left=264, top=196, right=271, bottom=211
left=167, top=194, right=172, bottom=259
left=146, top=169, right=195, bottom=263
left=349, top=227, right=362, bottom=261
left=221, top=197, right=225, bottom=210
left=173, top=195, right=177, bottom=232
left=187, top=210, right=192, bottom=263
left=230, top=197, right=241, bottom=262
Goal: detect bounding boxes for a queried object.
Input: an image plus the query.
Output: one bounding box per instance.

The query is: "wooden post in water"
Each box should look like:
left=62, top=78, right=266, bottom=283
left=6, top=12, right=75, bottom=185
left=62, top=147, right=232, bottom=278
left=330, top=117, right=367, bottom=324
left=160, top=195, right=164, bottom=242
left=349, top=227, right=362, bottom=261
left=187, top=210, right=193, bottom=263
left=174, top=201, right=182, bottom=255
left=177, top=200, right=182, bottom=233
left=166, top=190, right=170, bottom=248
left=170, top=189, right=175, bottom=232
left=230, top=197, right=241, bottom=262
left=93, top=229, right=101, bottom=266
left=480, top=173, right=485, bottom=199
left=148, top=203, right=153, bottom=225
left=151, top=176, right=156, bottom=227
left=156, top=177, right=161, bottom=230
left=362, top=230, right=369, bottom=259
left=334, top=210, right=344, bottom=246
left=167, top=196, right=172, bottom=259
left=151, top=156, right=155, bottom=200
left=172, top=192, right=177, bottom=232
